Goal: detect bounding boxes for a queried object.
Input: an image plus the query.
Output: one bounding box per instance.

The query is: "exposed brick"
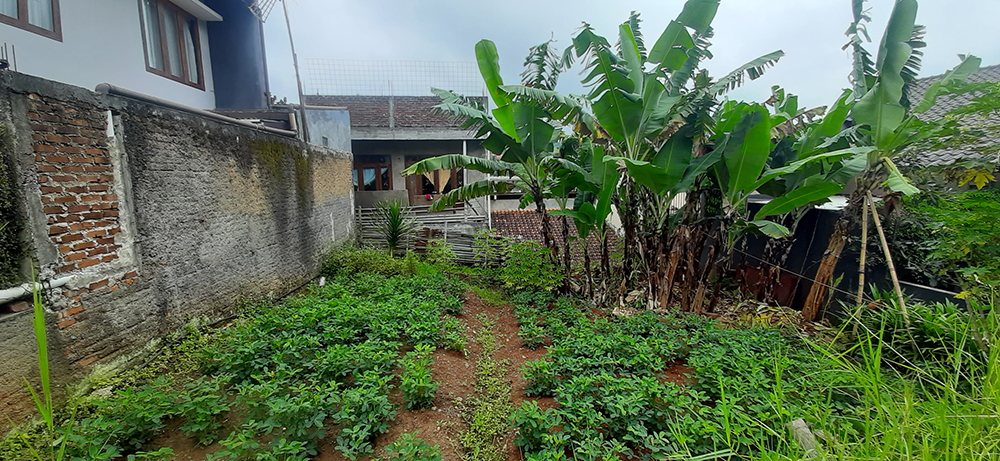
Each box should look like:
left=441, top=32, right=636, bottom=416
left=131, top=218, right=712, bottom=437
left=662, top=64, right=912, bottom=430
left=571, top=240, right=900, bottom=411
left=101, top=255, right=117, bottom=263
left=58, top=146, right=82, bottom=154
left=43, top=206, right=64, bottom=214
left=61, top=165, right=85, bottom=173
left=55, top=126, right=80, bottom=135
left=37, top=164, right=58, bottom=172
left=57, top=319, right=76, bottom=329
left=53, top=215, right=83, bottom=223
left=87, top=246, right=109, bottom=257
left=38, top=176, right=50, bottom=183
left=98, top=175, right=114, bottom=182
left=85, top=165, right=111, bottom=173
left=33, top=144, right=56, bottom=152
left=59, top=233, right=84, bottom=243
left=103, top=194, right=118, bottom=201
left=10, top=302, right=31, bottom=313
left=90, top=202, right=111, bottom=210
left=67, top=205, right=90, bottom=213
left=44, top=134, right=70, bottom=143
left=39, top=113, right=61, bottom=123
left=82, top=211, right=104, bottom=220
left=77, top=175, right=99, bottom=183
left=48, top=226, right=68, bottom=235
left=30, top=123, right=53, bottom=132
left=45, top=154, right=71, bottom=163
left=57, top=245, right=72, bottom=253
left=78, top=356, right=98, bottom=367
left=64, top=252, right=86, bottom=262
left=69, top=222, right=94, bottom=231
left=86, top=229, right=106, bottom=238
left=72, top=241, right=96, bottom=251
left=103, top=210, right=119, bottom=217
left=88, top=185, right=110, bottom=192
left=64, top=306, right=84, bottom=316
left=77, top=258, right=100, bottom=269
left=96, top=237, right=115, bottom=245
left=88, top=279, right=109, bottom=290
left=68, top=136, right=94, bottom=145
left=83, top=148, right=106, bottom=155
left=50, top=175, right=76, bottom=182
left=89, top=157, right=111, bottom=165
left=40, top=186, right=63, bottom=193
left=56, top=263, right=76, bottom=273
left=81, top=195, right=101, bottom=202
left=53, top=196, right=76, bottom=204
left=107, top=227, right=121, bottom=235
left=122, top=271, right=138, bottom=279
left=66, top=186, right=88, bottom=193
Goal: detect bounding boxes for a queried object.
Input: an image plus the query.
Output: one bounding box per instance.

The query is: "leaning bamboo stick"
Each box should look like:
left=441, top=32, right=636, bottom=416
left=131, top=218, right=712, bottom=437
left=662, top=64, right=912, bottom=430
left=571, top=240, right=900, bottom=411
left=866, top=191, right=908, bottom=321
left=856, top=197, right=869, bottom=305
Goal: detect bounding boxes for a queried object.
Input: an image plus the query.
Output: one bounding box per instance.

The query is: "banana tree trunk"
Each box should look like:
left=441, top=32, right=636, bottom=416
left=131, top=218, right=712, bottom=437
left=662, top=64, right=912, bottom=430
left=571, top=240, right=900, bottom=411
left=561, top=214, right=572, bottom=280
left=534, top=198, right=559, bottom=264
left=801, top=193, right=863, bottom=321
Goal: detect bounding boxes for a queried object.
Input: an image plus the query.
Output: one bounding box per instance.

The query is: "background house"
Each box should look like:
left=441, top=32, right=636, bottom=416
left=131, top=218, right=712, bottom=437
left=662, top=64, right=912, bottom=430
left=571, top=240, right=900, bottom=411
left=0, top=0, right=270, bottom=110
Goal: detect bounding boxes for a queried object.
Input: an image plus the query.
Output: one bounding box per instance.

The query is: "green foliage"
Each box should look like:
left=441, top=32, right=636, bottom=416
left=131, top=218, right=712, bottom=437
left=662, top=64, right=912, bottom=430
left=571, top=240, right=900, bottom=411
left=67, top=378, right=179, bottom=459
left=423, top=239, right=456, bottom=267
left=373, top=200, right=419, bottom=255
left=887, top=189, right=1000, bottom=293
left=400, top=345, right=439, bottom=410
left=176, top=377, right=230, bottom=445
left=382, top=432, right=442, bottom=461
left=498, top=241, right=563, bottom=291
left=0, top=126, right=24, bottom=286
left=458, top=317, right=512, bottom=461
left=321, top=245, right=417, bottom=278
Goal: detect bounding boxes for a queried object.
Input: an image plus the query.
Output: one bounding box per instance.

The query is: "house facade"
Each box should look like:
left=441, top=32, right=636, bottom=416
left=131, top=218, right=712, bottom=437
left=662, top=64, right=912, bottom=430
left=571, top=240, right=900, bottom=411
left=0, top=0, right=269, bottom=110
left=305, top=94, right=488, bottom=213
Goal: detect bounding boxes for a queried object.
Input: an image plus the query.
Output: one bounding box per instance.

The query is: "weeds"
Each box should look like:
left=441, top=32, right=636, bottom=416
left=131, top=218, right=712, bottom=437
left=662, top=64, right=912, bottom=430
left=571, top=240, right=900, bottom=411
left=382, top=432, right=442, bottom=461
left=458, top=315, right=512, bottom=461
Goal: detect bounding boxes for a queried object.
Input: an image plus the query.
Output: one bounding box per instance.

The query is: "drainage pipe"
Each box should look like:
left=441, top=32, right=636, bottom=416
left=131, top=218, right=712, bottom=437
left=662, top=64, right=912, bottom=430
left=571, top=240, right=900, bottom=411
left=0, top=276, right=75, bottom=304
left=94, top=83, right=298, bottom=138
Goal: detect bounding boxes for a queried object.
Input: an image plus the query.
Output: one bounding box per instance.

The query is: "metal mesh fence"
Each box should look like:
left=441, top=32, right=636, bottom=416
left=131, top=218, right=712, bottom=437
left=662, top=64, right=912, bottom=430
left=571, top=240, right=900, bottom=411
left=303, top=59, right=485, bottom=97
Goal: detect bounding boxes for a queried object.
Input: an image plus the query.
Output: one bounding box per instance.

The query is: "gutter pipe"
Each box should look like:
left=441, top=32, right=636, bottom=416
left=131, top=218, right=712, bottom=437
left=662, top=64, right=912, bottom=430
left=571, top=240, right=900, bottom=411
left=94, top=83, right=298, bottom=138
left=0, top=276, right=74, bottom=304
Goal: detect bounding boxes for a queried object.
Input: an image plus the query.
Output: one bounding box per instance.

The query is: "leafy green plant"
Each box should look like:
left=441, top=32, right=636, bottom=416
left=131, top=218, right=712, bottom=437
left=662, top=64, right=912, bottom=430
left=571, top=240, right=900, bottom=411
left=401, top=345, right=439, bottom=409
left=382, top=432, right=442, bottom=461
left=320, top=245, right=416, bottom=278
left=498, top=241, right=563, bottom=291
left=423, top=239, right=456, bottom=267
left=373, top=200, right=419, bottom=256
left=177, top=377, right=230, bottom=445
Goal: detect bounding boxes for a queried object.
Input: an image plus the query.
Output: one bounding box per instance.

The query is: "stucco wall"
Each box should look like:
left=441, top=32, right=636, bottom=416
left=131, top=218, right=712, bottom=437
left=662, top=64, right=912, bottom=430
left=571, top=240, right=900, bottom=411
left=0, top=0, right=216, bottom=109
left=0, top=72, right=353, bottom=422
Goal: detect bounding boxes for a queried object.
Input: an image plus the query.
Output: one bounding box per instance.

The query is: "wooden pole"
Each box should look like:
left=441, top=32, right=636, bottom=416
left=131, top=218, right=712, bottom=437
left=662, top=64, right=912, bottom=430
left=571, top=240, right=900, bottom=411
left=866, top=191, right=908, bottom=321
left=856, top=196, right=869, bottom=304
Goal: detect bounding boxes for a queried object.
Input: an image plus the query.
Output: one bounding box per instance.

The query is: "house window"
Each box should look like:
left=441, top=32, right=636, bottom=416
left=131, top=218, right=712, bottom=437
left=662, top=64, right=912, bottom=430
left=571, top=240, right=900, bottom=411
left=353, top=156, right=392, bottom=191
left=139, top=0, right=204, bottom=89
left=0, top=0, right=62, bottom=41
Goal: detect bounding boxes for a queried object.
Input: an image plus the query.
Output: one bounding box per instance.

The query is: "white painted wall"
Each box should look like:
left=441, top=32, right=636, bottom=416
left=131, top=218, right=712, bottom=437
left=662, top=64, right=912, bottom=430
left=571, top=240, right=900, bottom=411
left=0, top=0, right=215, bottom=109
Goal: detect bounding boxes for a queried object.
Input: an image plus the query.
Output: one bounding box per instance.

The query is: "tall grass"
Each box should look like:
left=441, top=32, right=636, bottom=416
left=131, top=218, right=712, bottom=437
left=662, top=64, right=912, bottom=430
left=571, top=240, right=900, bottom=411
left=816, top=304, right=1000, bottom=461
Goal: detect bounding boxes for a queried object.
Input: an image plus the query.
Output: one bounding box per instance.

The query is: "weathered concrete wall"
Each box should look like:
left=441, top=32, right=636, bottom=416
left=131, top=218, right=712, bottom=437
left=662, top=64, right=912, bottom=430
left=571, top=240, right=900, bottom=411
left=0, top=72, right=354, bottom=421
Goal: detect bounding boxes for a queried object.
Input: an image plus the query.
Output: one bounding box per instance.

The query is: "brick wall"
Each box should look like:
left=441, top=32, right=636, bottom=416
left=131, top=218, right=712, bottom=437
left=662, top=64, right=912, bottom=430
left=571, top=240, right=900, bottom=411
left=305, top=95, right=487, bottom=128
left=0, top=72, right=355, bottom=422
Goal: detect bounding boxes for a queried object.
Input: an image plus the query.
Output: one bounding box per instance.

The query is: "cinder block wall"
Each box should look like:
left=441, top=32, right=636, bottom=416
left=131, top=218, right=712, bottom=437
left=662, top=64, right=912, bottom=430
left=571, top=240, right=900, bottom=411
left=0, top=72, right=354, bottom=421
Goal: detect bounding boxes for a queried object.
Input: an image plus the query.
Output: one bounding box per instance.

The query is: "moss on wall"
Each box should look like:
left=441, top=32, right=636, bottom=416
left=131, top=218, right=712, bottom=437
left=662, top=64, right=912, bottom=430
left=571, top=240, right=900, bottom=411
left=248, top=139, right=313, bottom=207
left=0, top=126, right=25, bottom=286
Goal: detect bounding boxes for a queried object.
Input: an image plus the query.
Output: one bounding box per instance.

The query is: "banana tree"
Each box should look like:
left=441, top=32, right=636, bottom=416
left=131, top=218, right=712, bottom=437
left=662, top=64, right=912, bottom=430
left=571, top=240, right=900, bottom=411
left=402, top=39, right=570, bottom=260
left=800, top=0, right=981, bottom=319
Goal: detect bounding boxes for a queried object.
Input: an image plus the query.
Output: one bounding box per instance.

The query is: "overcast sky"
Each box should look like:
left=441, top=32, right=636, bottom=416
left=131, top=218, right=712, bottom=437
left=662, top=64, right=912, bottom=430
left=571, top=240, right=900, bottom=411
left=262, top=0, right=1000, bottom=110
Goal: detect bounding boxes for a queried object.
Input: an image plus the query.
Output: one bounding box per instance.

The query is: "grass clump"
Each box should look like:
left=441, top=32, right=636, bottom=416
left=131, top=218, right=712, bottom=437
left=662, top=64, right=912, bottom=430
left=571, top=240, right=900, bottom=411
left=458, top=316, right=512, bottom=461
left=321, top=244, right=417, bottom=278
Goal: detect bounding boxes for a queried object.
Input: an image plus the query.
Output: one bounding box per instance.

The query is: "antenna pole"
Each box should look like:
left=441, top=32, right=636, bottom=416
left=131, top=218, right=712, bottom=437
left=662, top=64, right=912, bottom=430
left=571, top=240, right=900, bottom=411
left=281, top=0, right=310, bottom=143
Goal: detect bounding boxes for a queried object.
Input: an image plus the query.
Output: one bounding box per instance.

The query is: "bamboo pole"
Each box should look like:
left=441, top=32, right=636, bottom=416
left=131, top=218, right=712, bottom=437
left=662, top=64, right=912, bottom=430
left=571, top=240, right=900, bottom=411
left=866, top=191, right=908, bottom=321
left=856, top=196, right=869, bottom=304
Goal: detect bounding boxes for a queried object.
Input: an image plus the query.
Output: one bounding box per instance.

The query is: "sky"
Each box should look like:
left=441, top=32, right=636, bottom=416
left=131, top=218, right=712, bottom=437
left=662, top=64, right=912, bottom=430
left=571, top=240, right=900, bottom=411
left=262, top=0, right=1000, bottom=111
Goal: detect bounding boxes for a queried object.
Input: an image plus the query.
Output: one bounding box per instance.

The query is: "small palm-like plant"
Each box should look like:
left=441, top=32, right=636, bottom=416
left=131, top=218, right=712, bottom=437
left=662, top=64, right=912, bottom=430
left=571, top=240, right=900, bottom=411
left=373, top=200, right=418, bottom=256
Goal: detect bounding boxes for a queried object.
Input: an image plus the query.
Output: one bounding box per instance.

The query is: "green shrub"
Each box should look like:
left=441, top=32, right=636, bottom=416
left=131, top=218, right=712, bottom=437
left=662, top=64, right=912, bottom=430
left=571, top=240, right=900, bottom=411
left=373, top=200, right=419, bottom=256
left=498, top=241, right=563, bottom=291
left=320, top=245, right=415, bottom=278
left=177, top=377, right=230, bottom=445
left=401, top=345, right=438, bottom=409
left=423, top=239, right=456, bottom=267
left=382, top=432, right=442, bottom=461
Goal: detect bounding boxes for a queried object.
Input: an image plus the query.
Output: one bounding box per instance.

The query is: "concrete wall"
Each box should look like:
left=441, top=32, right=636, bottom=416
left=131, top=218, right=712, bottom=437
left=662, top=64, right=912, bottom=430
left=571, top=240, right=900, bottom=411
left=0, top=72, right=354, bottom=421
left=305, top=108, right=352, bottom=152
left=0, top=0, right=216, bottom=109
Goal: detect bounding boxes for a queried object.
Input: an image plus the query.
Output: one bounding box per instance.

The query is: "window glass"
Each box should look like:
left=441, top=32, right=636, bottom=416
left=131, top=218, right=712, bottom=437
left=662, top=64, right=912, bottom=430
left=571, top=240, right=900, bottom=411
left=162, top=7, right=182, bottom=77
left=0, top=0, right=16, bottom=19
left=363, top=168, right=376, bottom=191
left=352, top=170, right=359, bottom=190
left=380, top=167, right=390, bottom=190
left=26, top=0, right=53, bottom=30
left=183, top=18, right=199, bottom=83
left=142, top=0, right=163, bottom=71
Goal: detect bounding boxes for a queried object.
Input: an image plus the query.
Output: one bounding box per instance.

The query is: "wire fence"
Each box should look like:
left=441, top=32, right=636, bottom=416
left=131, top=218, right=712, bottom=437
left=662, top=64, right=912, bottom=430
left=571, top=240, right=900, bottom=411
left=249, top=0, right=279, bottom=22
left=302, top=59, right=485, bottom=97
